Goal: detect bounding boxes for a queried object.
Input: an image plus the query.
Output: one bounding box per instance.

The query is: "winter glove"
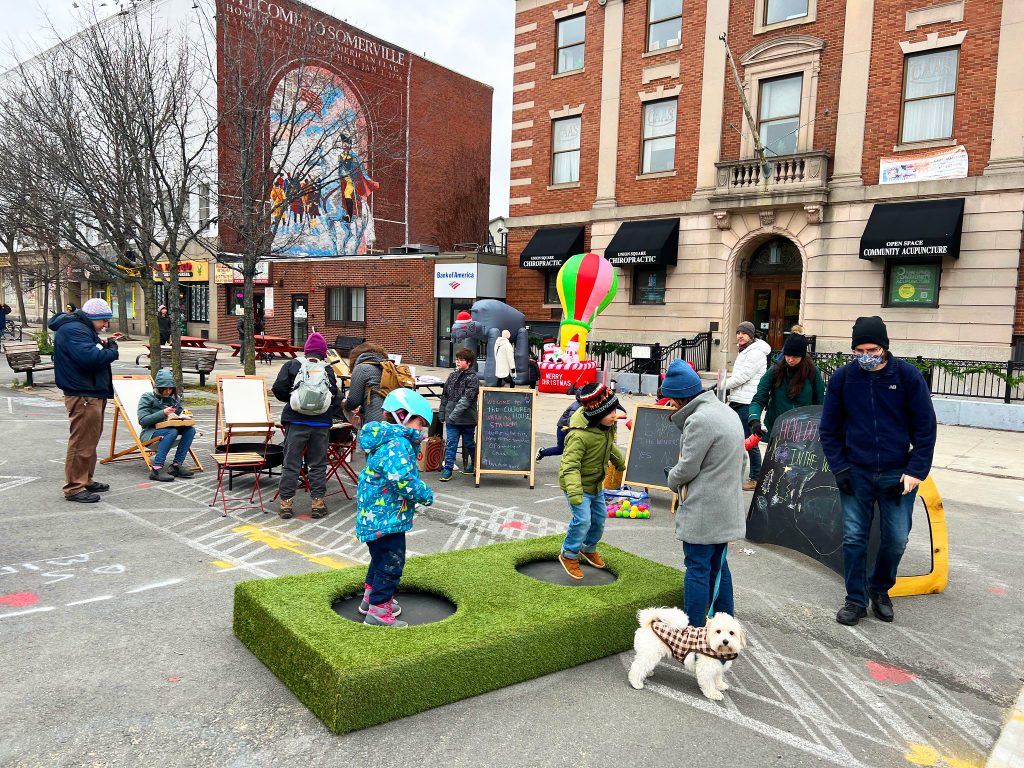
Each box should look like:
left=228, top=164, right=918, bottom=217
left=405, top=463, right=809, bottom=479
left=749, top=420, right=765, bottom=438
left=884, top=483, right=904, bottom=500
left=104, top=338, right=118, bottom=352
left=833, top=469, right=855, bottom=496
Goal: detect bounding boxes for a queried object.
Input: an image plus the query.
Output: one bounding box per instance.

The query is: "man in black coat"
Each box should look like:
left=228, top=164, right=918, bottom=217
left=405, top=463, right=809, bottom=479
left=820, top=316, right=937, bottom=626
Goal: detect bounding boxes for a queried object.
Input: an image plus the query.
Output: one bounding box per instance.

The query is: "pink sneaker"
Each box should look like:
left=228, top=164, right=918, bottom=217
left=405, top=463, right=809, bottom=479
left=358, top=584, right=402, bottom=616
left=363, top=600, right=408, bottom=627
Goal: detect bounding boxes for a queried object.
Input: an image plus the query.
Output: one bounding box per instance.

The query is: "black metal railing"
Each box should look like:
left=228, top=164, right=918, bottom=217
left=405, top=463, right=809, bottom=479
left=812, top=353, right=1024, bottom=403
left=527, top=331, right=714, bottom=374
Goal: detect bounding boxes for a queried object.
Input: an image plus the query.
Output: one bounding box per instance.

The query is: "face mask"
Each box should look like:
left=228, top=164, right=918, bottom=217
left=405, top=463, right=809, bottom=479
left=856, top=353, right=885, bottom=370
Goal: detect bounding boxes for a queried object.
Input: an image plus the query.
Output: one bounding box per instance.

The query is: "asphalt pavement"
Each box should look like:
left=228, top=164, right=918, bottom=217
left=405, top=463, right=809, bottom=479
left=1, top=363, right=1022, bottom=768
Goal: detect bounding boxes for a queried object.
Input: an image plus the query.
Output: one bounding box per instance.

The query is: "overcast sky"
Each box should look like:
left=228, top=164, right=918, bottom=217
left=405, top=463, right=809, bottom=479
left=1, top=0, right=514, bottom=220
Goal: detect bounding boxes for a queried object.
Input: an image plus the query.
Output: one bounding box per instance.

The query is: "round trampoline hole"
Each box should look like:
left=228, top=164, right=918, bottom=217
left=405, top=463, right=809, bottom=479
left=332, top=590, right=457, bottom=626
left=516, top=559, right=618, bottom=587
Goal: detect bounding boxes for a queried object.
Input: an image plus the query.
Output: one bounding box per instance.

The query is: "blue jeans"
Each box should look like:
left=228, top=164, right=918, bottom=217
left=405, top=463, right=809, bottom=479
left=841, top=466, right=917, bottom=608
left=365, top=532, right=406, bottom=605
left=539, top=428, right=567, bottom=458
left=443, top=423, right=476, bottom=471
left=561, top=491, right=606, bottom=559
left=151, top=427, right=195, bottom=468
left=731, top=402, right=762, bottom=479
left=682, top=542, right=734, bottom=627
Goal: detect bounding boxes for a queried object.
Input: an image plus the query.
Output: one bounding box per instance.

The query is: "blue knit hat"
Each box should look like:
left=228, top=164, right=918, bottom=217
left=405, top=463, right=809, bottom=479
left=660, top=359, right=703, bottom=399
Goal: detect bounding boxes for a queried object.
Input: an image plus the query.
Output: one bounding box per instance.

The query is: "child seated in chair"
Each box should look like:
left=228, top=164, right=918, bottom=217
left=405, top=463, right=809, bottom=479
left=138, top=368, right=196, bottom=482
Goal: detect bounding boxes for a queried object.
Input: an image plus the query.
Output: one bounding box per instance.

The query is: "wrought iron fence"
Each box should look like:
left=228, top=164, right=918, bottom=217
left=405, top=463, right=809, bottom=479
left=811, top=352, right=1024, bottom=403
left=526, top=331, right=715, bottom=374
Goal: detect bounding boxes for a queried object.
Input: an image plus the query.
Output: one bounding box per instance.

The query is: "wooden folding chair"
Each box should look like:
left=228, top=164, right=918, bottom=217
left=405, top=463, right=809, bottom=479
left=102, top=374, right=204, bottom=472
left=211, top=375, right=275, bottom=516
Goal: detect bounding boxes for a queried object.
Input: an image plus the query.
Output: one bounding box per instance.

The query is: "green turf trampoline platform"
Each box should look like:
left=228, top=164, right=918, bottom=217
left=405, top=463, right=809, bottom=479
left=233, top=535, right=683, bottom=734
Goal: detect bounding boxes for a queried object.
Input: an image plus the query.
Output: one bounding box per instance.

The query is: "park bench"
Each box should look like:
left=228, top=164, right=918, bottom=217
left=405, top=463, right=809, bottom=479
left=134, top=347, right=219, bottom=386
left=4, top=341, right=54, bottom=387
left=331, top=335, right=365, bottom=358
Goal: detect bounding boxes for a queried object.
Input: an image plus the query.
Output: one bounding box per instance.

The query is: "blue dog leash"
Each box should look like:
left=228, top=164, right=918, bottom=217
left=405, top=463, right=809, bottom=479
left=706, top=544, right=729, bottom=620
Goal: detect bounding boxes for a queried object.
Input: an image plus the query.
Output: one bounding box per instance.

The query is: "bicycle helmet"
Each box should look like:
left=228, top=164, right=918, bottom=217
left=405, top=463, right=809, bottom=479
left=382, top=388, right=434, bottom=428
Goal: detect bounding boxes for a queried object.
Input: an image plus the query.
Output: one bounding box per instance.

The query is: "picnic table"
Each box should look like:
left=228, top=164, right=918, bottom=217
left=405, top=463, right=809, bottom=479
left=229, top=335, right=300, bottom=359
left=180, top=336, right=209, bottom=348
left=415, top=375, right=445, bottom=399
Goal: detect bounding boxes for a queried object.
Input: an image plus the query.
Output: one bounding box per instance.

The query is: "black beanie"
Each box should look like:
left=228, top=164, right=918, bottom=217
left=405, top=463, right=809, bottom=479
left=782, top=334, right=808, bottom=358
left=851, top=316, right=889, bottom=349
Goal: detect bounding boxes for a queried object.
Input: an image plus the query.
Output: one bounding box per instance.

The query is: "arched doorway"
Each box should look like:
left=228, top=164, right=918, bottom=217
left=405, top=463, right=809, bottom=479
left=743, top=237, right=802, bottom=350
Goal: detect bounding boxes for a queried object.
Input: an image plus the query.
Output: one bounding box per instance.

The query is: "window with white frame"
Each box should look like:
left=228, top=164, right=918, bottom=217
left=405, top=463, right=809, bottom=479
left=647, top=0, right=682, bottom=52
left=759, top=74, right=803, bottom=156
left=556, top=14, right=585, bottom=74
left=764, top=0, right=808, bottom=25
left=641, top=99, right=677, bottom=174
left=327, top=287, right=366, bottom=323
left=551, top=116, right=581, bottom=184
left=901, top=48, right=958, bottom=144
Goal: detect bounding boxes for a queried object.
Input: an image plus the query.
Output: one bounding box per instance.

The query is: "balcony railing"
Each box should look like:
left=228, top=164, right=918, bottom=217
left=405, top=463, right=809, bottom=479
left=713, top=151, right=830, bottom=202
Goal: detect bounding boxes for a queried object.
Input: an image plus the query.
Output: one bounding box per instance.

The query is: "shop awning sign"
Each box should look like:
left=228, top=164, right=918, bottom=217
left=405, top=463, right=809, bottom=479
left=860, top=198, right=965, bottom=261
left=520, top=226, right=586, bottom=270
left=603, top=218, right=679, bottom=267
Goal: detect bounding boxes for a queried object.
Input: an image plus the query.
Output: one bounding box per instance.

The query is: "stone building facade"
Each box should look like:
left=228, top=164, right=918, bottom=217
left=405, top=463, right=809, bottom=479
left=506, top=0, right=1024, bottom=365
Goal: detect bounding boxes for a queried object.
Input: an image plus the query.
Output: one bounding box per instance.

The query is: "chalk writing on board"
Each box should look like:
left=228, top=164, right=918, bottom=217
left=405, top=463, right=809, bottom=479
left=624, top=406, right=678, bottom=490
left=478, top=390, right=534, bottom=473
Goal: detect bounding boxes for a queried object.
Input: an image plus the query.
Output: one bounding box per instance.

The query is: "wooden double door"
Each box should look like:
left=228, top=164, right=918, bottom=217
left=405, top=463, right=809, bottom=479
left=746, top=277, right=801, bottom=350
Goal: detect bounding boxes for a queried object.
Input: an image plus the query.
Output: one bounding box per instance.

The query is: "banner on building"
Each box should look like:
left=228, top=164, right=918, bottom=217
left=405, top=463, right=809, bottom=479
left=264, top=287, right=275, bottom=318
left=214, top=260, right=270, bottom=285
left=153, top=260, right=209, bottom=282
left=879, top=145, right=968, bottom=185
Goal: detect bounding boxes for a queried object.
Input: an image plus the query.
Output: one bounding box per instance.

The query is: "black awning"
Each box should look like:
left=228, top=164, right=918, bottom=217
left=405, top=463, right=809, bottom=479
left=604, top=218, right=679, bottom=266
left=860, top=198, right=965, bottom=261
left=519, top=226, right=585, bottom=270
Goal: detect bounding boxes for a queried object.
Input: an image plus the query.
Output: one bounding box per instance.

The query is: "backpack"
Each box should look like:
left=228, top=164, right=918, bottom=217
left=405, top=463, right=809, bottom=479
left=368, top=359, right=416, bottom=399
left=289, top=359, right=332, bottom=415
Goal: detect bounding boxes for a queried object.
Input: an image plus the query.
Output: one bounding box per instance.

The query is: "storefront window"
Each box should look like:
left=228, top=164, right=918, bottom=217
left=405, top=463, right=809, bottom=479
left=188, top=284, right=209, bottom=322
left=901, top=48, right=958, bottom=144
left=759, top=74, right=802, bottom=156
left=885, top=262, right=941, bottom=308
left=551, top=116, right=581, bottom=184
left=556, top=15, right=585, bottom=74
left=641, top=99, right=677, bottom=174
left=631, top=267, right=666, bottom=305
left=647, top=0, right=682, bottom=52
left=543, top=271, right=560, bottom=305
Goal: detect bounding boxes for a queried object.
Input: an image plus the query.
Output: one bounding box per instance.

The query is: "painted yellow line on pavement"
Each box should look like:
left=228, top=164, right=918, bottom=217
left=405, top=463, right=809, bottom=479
left=211, top=560, right=234, bottom=569
left=231, top=525, right=355, bottom=569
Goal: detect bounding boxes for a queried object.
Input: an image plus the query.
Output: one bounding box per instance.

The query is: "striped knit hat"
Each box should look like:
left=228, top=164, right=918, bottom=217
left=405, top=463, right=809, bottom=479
left=577, top=382, right=624, bottom=424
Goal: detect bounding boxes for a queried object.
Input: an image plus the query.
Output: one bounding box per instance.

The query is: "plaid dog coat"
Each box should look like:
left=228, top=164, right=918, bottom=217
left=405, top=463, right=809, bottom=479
left=651, top=621, right=739, bottom=663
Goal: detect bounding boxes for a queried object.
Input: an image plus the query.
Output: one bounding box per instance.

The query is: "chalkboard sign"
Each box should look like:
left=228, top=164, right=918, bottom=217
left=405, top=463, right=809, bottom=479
left=623, top=405, right=680, bottom=507
left=475, top=387, right=536, bottom=489
left=746, top=406, right=845, bottom=572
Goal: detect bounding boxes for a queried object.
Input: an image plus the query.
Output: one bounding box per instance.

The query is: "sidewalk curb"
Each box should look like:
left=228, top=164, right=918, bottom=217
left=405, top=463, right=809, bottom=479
left=986, top=685, right=1024, bottom=768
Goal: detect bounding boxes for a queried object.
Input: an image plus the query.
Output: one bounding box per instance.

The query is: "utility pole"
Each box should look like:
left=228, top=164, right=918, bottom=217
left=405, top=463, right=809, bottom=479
left=720, top=33, right=772, bottom=189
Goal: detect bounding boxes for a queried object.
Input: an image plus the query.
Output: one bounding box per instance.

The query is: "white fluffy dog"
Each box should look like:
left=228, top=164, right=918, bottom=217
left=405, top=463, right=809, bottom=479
left=627, top=607, right=747, bottom=701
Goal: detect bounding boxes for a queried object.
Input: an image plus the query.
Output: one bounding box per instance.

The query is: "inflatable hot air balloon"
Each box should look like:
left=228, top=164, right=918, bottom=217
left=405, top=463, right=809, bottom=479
left=556, top=252, right=618, bottom=362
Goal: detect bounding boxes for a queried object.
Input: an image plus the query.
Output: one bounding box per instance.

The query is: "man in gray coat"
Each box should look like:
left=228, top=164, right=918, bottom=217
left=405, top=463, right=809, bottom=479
left=663, top=359, right=746, bottom=626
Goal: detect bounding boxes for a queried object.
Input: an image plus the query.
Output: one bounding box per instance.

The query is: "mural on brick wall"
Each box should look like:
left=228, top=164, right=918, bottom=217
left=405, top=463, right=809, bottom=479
left=270, top=65, right=378, bottom=257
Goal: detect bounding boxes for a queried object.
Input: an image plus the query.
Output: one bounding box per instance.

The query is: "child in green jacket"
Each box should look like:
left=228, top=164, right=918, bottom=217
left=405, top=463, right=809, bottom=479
left=137, top=368, right=195, bottom=483
left=558, top=383, right=626, bottom=581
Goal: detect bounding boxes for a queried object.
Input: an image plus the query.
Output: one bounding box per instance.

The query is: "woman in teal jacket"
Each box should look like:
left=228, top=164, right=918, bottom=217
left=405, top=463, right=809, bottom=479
left=748, top=335, right=825, bottom=439
left=137, top=368, right=196, bottom=482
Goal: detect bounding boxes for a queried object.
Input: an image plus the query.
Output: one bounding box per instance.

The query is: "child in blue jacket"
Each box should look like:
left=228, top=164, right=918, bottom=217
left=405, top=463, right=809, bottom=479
left=355, top=388, right=435, bottom=627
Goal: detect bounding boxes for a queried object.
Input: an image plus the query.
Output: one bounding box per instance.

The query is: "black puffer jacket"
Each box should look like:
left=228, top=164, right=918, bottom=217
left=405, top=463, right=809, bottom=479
left=440, top=368, right=480, bottom=425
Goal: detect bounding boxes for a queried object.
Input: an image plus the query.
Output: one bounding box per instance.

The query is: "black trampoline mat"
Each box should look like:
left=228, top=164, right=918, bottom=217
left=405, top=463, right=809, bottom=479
left=331, top=590, right=457, bottom=626
left=516, top=559, right=618, bottom=586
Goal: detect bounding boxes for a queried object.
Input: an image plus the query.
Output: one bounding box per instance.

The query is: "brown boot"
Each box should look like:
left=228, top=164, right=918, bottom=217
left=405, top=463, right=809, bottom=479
left=278, top=498, right=294, bottom=519
left=559, top=554, right=584, bottom=580
left=742, top=479, right=758, bottom=492
left=311, top=498, right=328, bottom=519
left=580, top=550, right=606, bottom=569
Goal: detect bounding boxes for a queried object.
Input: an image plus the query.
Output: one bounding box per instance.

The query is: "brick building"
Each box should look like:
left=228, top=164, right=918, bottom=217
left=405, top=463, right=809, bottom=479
left=212, top=0, right=493, bottom=365
left=507, top=0, right=1024, bottom=365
